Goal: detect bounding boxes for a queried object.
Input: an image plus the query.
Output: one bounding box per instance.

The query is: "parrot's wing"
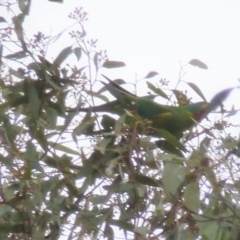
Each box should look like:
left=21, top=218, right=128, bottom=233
left=101, top=74, right=136, bottom=97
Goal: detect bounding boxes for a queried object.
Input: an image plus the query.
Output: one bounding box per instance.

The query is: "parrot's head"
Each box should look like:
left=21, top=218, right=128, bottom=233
left=184, top=102, right=209, bottom=122
left=185, top=87, right=235, bottom=122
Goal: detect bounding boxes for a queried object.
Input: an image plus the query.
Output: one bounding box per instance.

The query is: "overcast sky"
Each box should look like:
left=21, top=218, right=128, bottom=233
left=3, top=0, right=240, bottom=106
left=7, top=0, right=236, bottom=123
left=22, top=1, right=240, bottom=88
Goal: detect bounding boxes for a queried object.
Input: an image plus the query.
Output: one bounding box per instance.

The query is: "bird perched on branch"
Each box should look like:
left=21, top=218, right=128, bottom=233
left=68, top=74, right=234, bottom=139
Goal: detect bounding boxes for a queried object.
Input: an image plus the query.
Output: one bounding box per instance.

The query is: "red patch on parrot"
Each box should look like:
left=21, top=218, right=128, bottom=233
left=192, top=103, right=209, bottom=122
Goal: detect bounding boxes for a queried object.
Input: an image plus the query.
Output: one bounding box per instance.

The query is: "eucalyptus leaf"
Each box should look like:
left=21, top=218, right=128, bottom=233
left=144, top=71, right=159, bottom=79
left=146, top=81, right=169, bottom=100
left=54, top=46, right=73, bottom=67
left=186, top=82, right=207, bottom=101
left=189, top=59, right=208, bottom=69
left=102, top=60, right=126, bottom=68
left=162, top=163, right=186, bottom=196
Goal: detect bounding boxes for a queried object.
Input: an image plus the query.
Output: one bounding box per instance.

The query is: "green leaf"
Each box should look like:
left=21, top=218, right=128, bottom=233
left=195, top=215, right=220, bottom=240
left=134, top=226, right=149, bottom=237
left=43, top=156, right=70, bottom=170
left=0, top=155, right=14, bottom=167
left=133, top=174, right=159, bottom=187
left=95, top=137, right=113, bottom=154
left=114, top=114, right=126, bottom=134
left=27, top=62, right=41, bottom=72
left=26, top=141, right=44, bottom=172
left=104, top=224, right=114, bottom=240
left=35, top=129, right=48, bottom=151
left=7, top=93, right=28, bottom=108
left=102, top=60, right=126, bottom=68
left=44, top=72, right=62, bottom=91
left=12, top=14, right=25, bottom=41
left=155, top=139, right=184, bottom=157
left=0, top=17, right=7, bottom=23
left=186, top=82, right=207, bottom=101
left=119, top=182, right=135, bottom=192
left=27, top=80, right=40, bottom=120
left=0, top=223, right=25, bottom=233
left=2, top=116, right=15, bottom=147
left=89, top=90, right=109, bottom=102
left=64, top=178, right=80, bottom=197
left=110, top=219, right=134, bottom=231
left=73, top=113, right=96, bottom=136
left=3, top=185, right=16, bottom=202
left=100, top=76, right=131, bottom=106
left=184, top=181, right=200, bottom=211
left=189, top=59, right=208, bottom=69
left=48, top=0, right=63, bottom=2
left=173, top=227, right=196, bottom=240
left=5, top=51, right=27, bottom=59
left=93, top=52, right=99, bottom=69
left=73, top=47, right=81, bottom=61
left=53, top=46, right=73, bottom=67
left=48, top=142, right=79, bottom=155
left=38, top=55, right=58, bottom=74
left=76, top=161, right=93, bottom=178
left=0, top=45, right=2, bottom=65
left=89, top=195, right=109, bottom=205
left=9, top=68, right=24, bottom=79
left=98, top=78, right=127, bottom=96
left=144, top=71, right=159, bottom=79
left=171, top=89, right=189, bottom=106
left=225, top=105, right=239, bottom=117
left=155, top=129, right=186, bottom=151
left=0, top=204, right=12, bottom=217
left=18, top=0, right=31, bottom=15
left=146, top=81, right=169, bottom=100
left=45, top=107, right=58, bottom=129
left=162, top=163, right=186, bottom=196
left=101, top=114, right=116, bottom=130
left=48, top=100, right=65, bottom=117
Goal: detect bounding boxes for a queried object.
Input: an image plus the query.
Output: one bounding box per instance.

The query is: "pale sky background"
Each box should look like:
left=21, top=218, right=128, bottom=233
left=3, top=0, right=240, bottom=102
left=22, top=0, right=240, bottom=103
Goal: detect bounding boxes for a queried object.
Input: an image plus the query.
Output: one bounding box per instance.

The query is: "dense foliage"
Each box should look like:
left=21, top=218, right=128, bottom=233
left=0, top=1, right=240, bottom=239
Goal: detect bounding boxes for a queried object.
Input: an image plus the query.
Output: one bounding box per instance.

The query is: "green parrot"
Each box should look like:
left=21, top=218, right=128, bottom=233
left=68, top=74, right=234, bottom=138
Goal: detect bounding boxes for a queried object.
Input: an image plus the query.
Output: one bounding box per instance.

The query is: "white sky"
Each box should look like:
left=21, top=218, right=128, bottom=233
left=21, top=0, right=240, bottom=97
left=3, top=0, right=239, bottom=141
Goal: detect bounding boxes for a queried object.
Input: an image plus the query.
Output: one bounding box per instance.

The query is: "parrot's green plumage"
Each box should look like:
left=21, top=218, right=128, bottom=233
left=68, top=74, right=234, bottom=138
